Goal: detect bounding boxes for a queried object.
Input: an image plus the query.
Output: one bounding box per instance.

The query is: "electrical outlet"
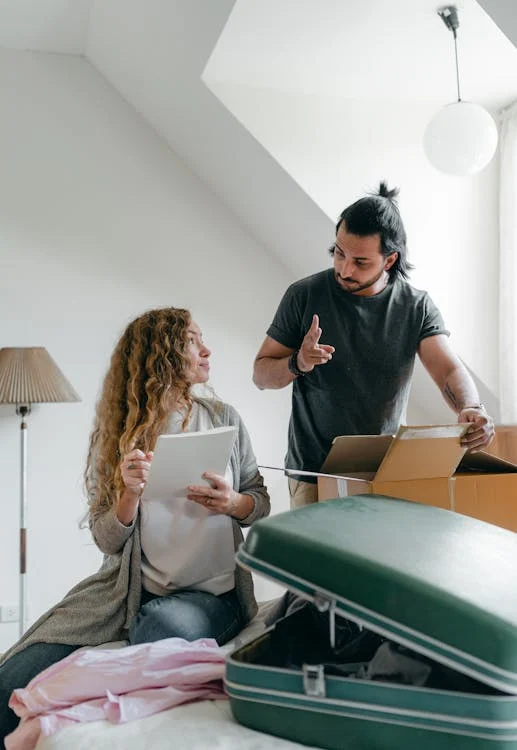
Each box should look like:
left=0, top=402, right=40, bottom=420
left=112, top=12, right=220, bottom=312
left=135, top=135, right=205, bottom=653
left=0, top=604, right=19, bottom=623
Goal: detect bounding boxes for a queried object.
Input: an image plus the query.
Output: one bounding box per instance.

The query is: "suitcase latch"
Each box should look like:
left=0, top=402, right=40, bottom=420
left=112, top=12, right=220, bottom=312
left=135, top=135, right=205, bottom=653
left=303, top=664, right=326, bottom=697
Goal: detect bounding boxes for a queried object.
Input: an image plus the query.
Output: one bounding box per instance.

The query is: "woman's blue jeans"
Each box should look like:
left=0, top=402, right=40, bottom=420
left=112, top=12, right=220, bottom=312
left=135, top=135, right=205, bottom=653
left=129, top=587, right=244, bottom=646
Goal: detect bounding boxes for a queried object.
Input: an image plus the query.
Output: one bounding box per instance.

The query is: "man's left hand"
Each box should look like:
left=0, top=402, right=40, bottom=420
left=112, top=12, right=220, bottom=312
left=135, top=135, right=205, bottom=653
left=459, top=407, right=495, bottom=452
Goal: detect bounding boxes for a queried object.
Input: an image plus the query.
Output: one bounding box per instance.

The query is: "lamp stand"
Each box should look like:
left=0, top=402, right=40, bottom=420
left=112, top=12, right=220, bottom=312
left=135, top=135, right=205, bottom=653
left=16, top=404, right=30, bottom=639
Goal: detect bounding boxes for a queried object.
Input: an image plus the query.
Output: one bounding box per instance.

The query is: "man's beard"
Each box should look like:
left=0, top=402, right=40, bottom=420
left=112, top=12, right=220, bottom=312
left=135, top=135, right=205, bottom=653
left=335, top=267, right=388, bottom=294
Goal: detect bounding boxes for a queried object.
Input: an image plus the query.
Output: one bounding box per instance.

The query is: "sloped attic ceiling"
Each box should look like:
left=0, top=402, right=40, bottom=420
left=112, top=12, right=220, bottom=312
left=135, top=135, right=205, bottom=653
left=0, top=0, right=515, bottom=279
left=205, top=0, right=517, bottom=108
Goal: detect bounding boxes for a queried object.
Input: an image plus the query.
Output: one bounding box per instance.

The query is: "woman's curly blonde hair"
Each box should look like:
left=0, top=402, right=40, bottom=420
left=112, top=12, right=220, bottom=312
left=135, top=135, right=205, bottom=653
left=85, top=307, right=193, bottom=520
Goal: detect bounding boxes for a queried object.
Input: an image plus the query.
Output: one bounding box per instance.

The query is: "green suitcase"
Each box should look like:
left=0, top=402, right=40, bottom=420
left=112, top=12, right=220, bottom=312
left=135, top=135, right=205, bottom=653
left=226, top=495, right=517, bottom=748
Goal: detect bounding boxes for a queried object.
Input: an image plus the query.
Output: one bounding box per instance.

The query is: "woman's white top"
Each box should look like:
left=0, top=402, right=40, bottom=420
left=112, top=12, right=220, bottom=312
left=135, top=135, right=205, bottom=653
left=140, top=401, right=236, bottom=597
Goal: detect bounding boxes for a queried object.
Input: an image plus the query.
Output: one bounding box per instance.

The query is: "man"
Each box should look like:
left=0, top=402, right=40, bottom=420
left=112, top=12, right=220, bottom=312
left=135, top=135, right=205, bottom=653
left=253, top=181, right=494, bottom=508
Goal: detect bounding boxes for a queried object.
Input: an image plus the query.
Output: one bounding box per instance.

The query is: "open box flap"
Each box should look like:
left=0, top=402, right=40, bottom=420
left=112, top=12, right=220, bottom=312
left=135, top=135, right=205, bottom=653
left=259, top=466, right=376, bottom=482
left=458, top=450, right=517, bottom=474
left=374, top=425, right=468, bottom=482
left=320, top=435, right=393, bottom=474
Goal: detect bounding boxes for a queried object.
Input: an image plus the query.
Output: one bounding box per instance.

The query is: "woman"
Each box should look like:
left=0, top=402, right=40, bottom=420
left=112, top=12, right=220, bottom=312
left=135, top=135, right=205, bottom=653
left=0, top=307, right=270, bottom=739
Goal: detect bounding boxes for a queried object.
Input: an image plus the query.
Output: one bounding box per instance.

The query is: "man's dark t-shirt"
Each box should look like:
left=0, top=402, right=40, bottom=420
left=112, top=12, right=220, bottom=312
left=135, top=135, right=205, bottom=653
left=267, top=270, right=449, bottom=481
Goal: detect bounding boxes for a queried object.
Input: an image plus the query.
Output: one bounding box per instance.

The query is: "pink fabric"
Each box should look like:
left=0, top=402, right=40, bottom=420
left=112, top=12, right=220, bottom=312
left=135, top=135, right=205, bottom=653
left=6, top=638, right=227, bottom=750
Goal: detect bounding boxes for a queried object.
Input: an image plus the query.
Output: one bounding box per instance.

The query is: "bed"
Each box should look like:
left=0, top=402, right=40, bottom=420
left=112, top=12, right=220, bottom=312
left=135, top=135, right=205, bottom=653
left=37, top=699, right=318, bottom=750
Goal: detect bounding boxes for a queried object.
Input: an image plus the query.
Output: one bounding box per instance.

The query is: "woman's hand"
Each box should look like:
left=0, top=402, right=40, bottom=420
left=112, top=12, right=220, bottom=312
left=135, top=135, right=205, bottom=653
left=116, top=449, right=153, bottom=525
left=187, top=472, right=254, bottom=520
left=120, top=449, right=153, bottom=494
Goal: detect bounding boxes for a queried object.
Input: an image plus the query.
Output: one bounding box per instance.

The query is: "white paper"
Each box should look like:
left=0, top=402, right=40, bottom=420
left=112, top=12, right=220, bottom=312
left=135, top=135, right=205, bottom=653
left=144, top=426, right=238, bottom=501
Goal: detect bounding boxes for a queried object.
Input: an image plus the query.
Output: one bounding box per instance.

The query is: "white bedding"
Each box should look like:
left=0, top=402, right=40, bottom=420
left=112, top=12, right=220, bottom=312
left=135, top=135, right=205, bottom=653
left=36, top=700, right=319, bottom=750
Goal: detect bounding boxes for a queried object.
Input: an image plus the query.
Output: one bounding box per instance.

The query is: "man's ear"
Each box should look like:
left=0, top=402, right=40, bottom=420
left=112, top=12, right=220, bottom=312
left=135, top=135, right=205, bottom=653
left=384, top=252, right=398, bottom=270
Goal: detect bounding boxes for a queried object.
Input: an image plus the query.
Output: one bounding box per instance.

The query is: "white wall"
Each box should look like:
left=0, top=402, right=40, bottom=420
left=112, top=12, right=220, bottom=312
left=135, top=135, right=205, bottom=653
left=85, top=0, right=334, bottom=296
left=0, top=49, right=291, bottom=651
left=205, top=83, right=500, bottom=399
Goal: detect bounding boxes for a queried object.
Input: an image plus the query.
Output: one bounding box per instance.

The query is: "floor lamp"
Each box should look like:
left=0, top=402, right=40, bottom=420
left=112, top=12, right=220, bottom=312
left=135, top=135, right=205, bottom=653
left=0, top=347, right=80, bottom=637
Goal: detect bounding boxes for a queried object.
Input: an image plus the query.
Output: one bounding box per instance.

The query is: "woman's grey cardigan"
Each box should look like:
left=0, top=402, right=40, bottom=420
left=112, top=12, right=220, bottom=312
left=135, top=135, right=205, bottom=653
left=0, top=400, right=270, bottom=664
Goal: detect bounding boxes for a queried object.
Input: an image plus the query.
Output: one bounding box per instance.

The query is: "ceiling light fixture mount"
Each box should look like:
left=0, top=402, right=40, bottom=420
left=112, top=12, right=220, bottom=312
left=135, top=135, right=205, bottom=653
left=423, top=4, right=498, bottom=177
left=437, top=6, right=460, bottom=98
left=438, top=6, right=459, bottom=34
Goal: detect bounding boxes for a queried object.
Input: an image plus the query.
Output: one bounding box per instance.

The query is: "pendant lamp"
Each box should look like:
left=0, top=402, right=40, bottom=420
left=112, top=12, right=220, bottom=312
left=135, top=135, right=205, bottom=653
left=424, top=5, right=498, bottom=177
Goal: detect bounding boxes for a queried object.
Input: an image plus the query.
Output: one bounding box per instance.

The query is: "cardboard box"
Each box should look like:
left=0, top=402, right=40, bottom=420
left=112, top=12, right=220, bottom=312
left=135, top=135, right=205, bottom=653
left=316, top=425, right=517, bottom=532
left=487, top=425, right=517, bottom=465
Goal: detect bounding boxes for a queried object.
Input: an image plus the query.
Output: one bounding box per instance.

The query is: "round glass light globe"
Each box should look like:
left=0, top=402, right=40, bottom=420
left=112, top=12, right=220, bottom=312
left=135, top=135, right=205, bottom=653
left=424, top=101, right=498, bottom=176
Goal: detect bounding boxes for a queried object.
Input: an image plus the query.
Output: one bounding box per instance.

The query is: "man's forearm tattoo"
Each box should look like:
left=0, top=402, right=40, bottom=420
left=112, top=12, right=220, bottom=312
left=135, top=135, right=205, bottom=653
left=444, top=383, right=458, bottom=409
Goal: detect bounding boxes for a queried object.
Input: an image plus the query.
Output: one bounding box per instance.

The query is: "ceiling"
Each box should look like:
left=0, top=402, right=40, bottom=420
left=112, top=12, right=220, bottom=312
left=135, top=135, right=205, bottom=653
left=206, top=0, right=517, bottom=110
left=0, top=0, right=90, bottom=54
left=1, top=0, right=515, bottom=109
left=1, top=1, right=515, bottom=109
left=0, top=0, right=516, bottom=279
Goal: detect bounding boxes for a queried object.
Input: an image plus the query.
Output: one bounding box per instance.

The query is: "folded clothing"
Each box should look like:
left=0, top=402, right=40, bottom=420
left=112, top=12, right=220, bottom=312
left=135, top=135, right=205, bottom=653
left=6, top=637, right=227, bottom=750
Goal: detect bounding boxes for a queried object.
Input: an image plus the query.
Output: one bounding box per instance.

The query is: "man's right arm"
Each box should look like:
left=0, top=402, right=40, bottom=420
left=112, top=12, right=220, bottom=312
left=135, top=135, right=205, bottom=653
left=253, top=315, right=335, bottom=390
left=253, top=336, right=298, bottom=390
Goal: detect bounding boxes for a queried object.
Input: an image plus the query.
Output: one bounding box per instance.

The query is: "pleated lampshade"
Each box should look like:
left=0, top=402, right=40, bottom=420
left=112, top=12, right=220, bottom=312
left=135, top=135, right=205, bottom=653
left=0, top=347, right=80, bottom=405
